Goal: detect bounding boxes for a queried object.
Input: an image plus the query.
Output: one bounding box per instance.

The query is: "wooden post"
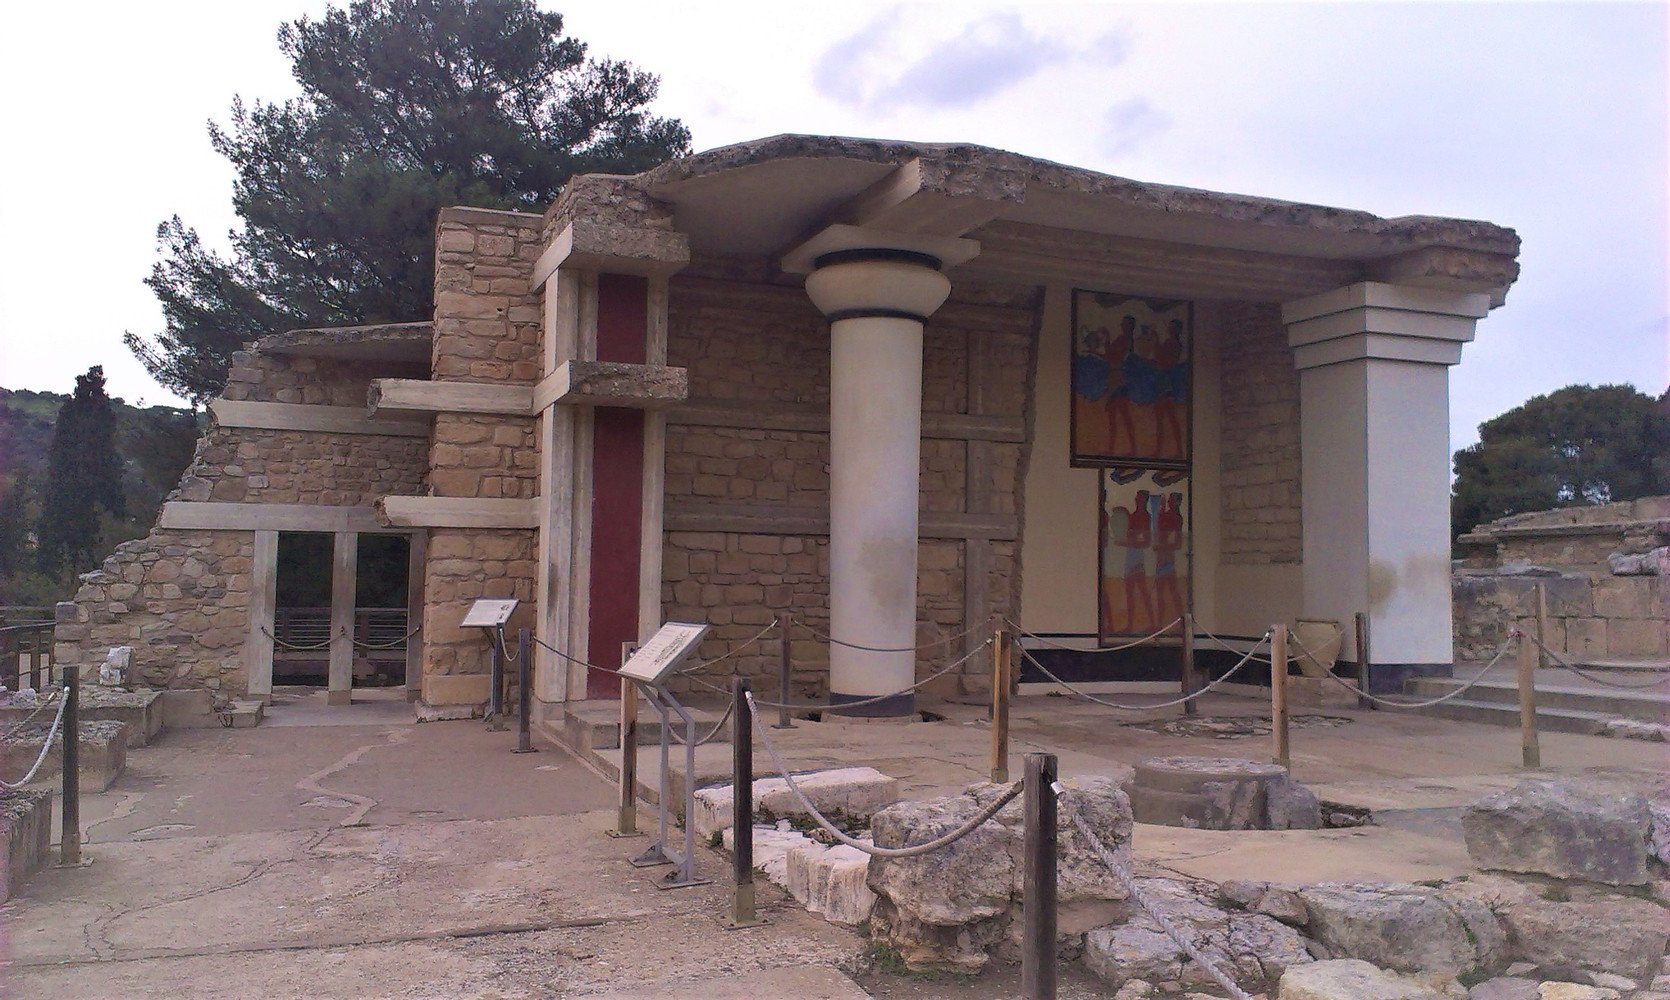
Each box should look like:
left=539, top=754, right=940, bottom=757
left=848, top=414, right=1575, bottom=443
left=990, top=629, right=1012, bottom=783
left=246, top=530, right=278, bottom=704
left=1180, top=613, right=1197, bottom=717
left=1517, top=629, right=1540, bottom=768
left=513, top=628, right=536, bottom=754
left=607, top=642, right=643, bottom=838
left=721, top=676, right=767, bottom=929
left=775, top=612, right=795, bottom=729
left=1021, top=752, right=1058, bottom=1000
left=1353, top=611, right=1373, bottom=711
left=59, top=663, right=82, bottom=867
left=1271, top=624, right=1290, bottom=771
left=1535, top=582, right=1550, bottom=670
left=327, top=531, right=357, bottom=706
left=404, top=531, right=426, bottom=702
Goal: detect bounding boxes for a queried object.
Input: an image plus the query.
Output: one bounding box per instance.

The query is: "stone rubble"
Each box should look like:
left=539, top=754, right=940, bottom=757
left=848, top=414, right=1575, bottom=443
left=1294, top=882, right=1506, bottom=980
left=1462, top=780, right=1653, bottom=886
left=1277, top=959, right=1446, bottom=1000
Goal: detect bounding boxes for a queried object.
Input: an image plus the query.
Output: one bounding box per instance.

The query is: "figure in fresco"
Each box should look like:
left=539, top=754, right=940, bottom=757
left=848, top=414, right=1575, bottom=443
left=1121, top=489, right=1157, bottom=631
left=1123, top=322, right=1162, bottom=456
left=1103, top=316, right=1137, bottom=455
left=1154, top=491, right=1186, bottom=624
left=1154, top=318, right=1189, bottom=459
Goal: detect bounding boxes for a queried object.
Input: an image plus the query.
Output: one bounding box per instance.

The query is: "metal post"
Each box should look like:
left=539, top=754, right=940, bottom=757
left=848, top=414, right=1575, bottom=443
left=1271, top=624, right=1290, bottom=771
left=59, top=663, right=82, bottom=867
left=1021, top=752, right=1058, bottom=1000
left=1517, top=630, right=1540, bottom=768
left=513, top=628, right=536, bottom=753
left=722, top=677, right=766, bottom=928
left=609, top=643, right=643, bottom=838
left=485, top=625, right=506, bottom=731
left=1354, top=611, right=1373, bottom=711
left=990, top=629, right=1011, bottom=783
left=775, top=612, right=795, bottom=729
left=1180, top=613, right=1197, bottom=717
left=1535, top=582, right=1550, bottom=670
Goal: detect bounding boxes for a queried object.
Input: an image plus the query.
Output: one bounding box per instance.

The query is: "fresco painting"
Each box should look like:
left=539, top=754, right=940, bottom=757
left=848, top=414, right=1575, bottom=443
left=1071, top=291, right=1191, bottom=467
left=1099, top=468, right=1189, bottom=639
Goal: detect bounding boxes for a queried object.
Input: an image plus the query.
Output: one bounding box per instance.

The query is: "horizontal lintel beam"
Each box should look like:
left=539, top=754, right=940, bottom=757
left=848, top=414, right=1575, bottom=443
left=533, top=360, right=689, bottom=412
left=209, top=400, right=428, bottom=438
left=368, top=378, right=533, bottom=418
left=376, top=496, right=538, bottom=530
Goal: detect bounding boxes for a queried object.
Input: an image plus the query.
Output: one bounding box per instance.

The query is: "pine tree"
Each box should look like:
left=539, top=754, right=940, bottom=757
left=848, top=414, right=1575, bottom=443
left=35, top=367, right=127, bottom=572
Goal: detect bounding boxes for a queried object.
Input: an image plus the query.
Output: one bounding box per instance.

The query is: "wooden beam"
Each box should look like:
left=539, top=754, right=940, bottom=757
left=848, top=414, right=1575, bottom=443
left=209, top=400, right=429, bottom=437
left=532, top=359, right=689, bottom=412
left=158, top=502, right=397, bottom=533
left=368, top=378, right=533, bottom=417
left=328, top=532, right=357, bottom=706
left=405, top=530, right=427, bottom=701
left=670, top=399, right=1025, bottom=443
left=376, top=496, right=539, bottom=530
left=245, top=530, right=278, bottom=702
left=664, top=500, right=1016, bottom=541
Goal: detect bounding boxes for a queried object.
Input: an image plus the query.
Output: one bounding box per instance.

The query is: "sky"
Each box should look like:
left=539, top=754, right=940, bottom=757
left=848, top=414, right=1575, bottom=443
left=0, top=0, right=1664, bottom=453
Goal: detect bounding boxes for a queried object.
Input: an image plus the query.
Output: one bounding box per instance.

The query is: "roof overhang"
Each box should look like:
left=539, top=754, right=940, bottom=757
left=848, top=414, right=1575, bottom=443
left=256, top=322, right=434, bottom=365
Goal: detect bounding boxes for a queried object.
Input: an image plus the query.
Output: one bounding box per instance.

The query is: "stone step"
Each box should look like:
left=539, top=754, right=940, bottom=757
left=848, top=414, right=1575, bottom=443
left=1573, top=657, right=1670, bottom=673
left=1406, top=677, right=1670, bottom=723
left=559, top=699, right=732, bottom=752
left=226, top=699, right=265, bottom=729
left=1409, top=697, right=1613, bottom=735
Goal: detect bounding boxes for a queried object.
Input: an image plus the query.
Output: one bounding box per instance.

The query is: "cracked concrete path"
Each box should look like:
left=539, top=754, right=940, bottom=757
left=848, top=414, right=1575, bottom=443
left=0, top=712, right=863, bottom=998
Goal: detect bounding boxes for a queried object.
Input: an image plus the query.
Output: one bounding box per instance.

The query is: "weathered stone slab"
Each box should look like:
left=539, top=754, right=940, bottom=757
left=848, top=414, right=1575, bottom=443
left=1296, top=882, right=1505, bottom=979
left=1462, top=780, right=1652, bottom=886
left=0, top=687, right=164, bottom=748
left=0, top=787, right=52, bottom=902
left=1447, top=873, right=1669, bottom=983
left=693, top=766, right=900, bottom=839
left=1278, top=959, right=1445, bottom=1000
left=720, top=822, right=812, bottom=886
left=0, top=719, right=128, bottom=792
left=1131, top=756, right=1308, bottom=831
left=1469, top=977, right=1540, bottom=1000
left=787, top=842, right=875, bottom=926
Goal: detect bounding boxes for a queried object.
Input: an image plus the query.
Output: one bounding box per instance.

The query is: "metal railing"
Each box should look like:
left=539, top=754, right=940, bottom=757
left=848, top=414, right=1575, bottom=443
left=271, top=607, right=410, bottom=658
left=0, top=618, right=55, bottom=693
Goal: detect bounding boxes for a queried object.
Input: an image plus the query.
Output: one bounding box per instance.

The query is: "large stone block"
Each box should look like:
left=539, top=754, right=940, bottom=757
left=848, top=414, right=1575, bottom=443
left=1, top=787, right=53, bottom=903
left=1277, top=960, right=1445, bottom=1000
left=1462, top=780, right=1652, bottom=886
left=691, top=766, right=900, bottom=839
left=1295, top=882, right=1505, bottom=979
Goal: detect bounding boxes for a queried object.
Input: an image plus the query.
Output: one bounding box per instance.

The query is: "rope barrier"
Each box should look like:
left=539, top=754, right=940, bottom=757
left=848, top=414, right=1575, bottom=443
left=1289, top=632, right=1518, bottom=709
left=352, top=625, right=421, bottom=651
left=261, top=626, right=340, bottom=652
left=1199, top=629, right=1275, bottom=664
left=1, top=686, right=70, bottom=790
left=1056, top=786, right=1254, bottom=1000
left=746, top=691, right=1022, bottom=858
left=1, top=688, right=61, bottom=741
left=666, top=697, right=736, bottom=747
left=741, top=637, right=996, bottom=711
left=530, top=634, right=612, bottom=674
left=1004, top=616, right=1182, bottom=655
left=1013, top=634, right=1270, bottom=712
left=677, top=619, right=780, bottom=673
left=793, top=614, right=997, bottom=654
left=1519, top=631, right=1670, bottom=690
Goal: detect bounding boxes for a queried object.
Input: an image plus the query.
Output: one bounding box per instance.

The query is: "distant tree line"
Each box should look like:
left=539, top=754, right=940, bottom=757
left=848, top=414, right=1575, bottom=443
left=1452, top=383, right=1670, bottom=538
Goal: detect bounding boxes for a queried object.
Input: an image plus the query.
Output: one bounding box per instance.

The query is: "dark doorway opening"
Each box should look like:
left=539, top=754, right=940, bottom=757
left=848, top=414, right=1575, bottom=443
left=271, top=532, right=411, bottom=687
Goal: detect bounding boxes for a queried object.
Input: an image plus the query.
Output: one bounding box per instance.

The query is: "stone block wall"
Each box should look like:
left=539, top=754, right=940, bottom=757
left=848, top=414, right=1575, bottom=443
left=658, top=262, right=1037, bottom=697
left=422, top=208, right=544, bottom=692
left=1218, top=302, right=1302, bottom=565
left=54, top=348, right=429, bottom=695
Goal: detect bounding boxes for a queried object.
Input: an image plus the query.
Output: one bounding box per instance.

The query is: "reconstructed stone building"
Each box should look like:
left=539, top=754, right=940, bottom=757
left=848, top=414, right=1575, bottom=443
left=56, top=135, right=1522, bottom=717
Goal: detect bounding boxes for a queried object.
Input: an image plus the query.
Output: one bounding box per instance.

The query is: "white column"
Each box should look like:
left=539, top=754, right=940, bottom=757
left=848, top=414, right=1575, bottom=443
left=799, top=241, right=973, bottom=715
left=1282, top=282, right=1490, bottom=685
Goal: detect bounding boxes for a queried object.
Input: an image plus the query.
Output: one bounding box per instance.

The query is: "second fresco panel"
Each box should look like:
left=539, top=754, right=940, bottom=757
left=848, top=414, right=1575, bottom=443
left=1071, top=291, right=1192, bottom=467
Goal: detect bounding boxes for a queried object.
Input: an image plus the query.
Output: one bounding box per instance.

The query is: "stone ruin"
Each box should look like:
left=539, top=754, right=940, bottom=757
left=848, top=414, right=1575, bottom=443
left=715, top=765, right=1670, bottom=999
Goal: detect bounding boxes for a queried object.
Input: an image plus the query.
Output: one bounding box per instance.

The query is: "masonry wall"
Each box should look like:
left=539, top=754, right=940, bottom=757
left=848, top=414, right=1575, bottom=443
left=54, top=350, right=429, bottom=694
left=657, top=260, right=1037, bottom=699
left=1217, top=302, right=1302, bottom=566
left=421, top=208, right=544, bottom=703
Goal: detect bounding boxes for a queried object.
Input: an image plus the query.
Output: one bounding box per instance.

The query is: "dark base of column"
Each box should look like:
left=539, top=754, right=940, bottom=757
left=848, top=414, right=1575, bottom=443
left=1367, top=662, right=1453, bottom=695
left=827, top=691, right=916, bottom=719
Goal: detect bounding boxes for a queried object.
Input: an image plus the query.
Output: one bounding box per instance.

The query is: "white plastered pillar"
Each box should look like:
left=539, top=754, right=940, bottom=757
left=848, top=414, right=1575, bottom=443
left=787, top=228, right=979, bottom=716
left=1281, top=282, right=1490, bottom=686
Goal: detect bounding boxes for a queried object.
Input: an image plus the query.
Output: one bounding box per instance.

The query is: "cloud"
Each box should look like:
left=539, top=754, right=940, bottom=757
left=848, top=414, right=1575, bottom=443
left=1101, top=96, right=1171, bottom=157
left=813, top=10, right=1133, bottom=112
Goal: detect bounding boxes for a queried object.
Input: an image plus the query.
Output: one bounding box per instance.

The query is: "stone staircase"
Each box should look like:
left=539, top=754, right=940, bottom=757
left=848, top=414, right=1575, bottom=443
left=1405, top=659, right=1670, bottom=734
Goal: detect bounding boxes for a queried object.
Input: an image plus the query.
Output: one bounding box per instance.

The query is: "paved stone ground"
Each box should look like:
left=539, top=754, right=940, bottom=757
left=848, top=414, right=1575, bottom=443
left=5, top=684, right=1667, bottom=998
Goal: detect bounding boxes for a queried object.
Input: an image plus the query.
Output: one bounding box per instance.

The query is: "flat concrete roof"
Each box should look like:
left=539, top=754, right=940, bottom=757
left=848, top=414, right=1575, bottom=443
left=257, top=321, right=434, bottom=364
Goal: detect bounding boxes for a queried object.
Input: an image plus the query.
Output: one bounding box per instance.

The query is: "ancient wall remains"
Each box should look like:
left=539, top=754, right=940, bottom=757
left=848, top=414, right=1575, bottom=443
left=1217, top=302, right=1302, bottom=565
left=658, top=261, right=1037, bottom=698
left=54, top=349, right=429, bottom=695
left=422, top=208, right=545, bottom=694
left=1454, top=497, right=1670, bottom=661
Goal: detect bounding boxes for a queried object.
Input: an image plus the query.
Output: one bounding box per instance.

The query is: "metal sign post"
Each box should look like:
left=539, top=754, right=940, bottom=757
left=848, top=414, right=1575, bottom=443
left=461, top=599, right=518, bottom=731
left=620, top=621, right=712, bottom=890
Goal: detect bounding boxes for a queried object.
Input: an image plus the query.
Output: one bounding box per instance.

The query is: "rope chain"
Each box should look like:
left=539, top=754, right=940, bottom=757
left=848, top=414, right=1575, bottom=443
left=676, top=619, right=780, bottom=674
left=737, top=636, right=996, bottom=711
left=1014, top=633, right=1270, bottom=712
left=744, top=691, right=1022, bottom=858
left=261, top=626, right=340, bottom=652
left=353, top=624, right=422, bottom=650
left=793, top=614, right=997, bottom=654
left=1199, top=629, right=1275, bottom=664
left=1056, top=787, right=1255, bottom=1000
left=1, top=687, right=62, bottom=740
left=1289, top=632, right=1517, bottom=709
left=1004, top=616, right=1182, bottom=655
left=1518, top=630, right=1670, bottom=690
left=1, top=686, right=71, bottom=790
left=667, top=697, right=736, bottom=747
